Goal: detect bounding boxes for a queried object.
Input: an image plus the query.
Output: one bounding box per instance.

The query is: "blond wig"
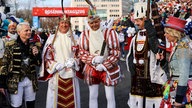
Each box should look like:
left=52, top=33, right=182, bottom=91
left=164, top=27, right=185, bottom=41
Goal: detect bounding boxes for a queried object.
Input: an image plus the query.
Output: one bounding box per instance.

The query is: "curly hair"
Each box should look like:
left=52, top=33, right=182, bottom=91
left=164, top=27, right=185, bottom=41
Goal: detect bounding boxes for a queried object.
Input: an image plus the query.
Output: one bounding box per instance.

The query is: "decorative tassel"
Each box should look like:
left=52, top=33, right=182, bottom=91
left=137, top=11, right=139, bottom=17
left=141, top=6, right=143, bottom=13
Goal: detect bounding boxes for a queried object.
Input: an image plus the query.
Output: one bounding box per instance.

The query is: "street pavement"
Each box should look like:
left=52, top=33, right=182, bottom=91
left=35, top=58, right=131, bottom=108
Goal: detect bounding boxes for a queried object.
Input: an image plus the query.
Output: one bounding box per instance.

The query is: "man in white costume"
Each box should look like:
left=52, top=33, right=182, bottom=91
left=126, top=1, right=164, bottom=108
left=39, top=14, right=80, bottom=108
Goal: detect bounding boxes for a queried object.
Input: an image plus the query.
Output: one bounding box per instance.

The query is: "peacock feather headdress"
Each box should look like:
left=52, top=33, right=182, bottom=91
left=85, top=0, right=100, bottom=22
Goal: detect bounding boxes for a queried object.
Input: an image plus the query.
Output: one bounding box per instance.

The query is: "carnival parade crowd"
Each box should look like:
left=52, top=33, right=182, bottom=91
left=0, top=0, right=191, bottom=108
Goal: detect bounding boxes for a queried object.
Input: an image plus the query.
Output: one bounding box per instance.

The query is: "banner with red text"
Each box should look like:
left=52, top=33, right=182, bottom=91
left=32, top=7, right=89, bottom=17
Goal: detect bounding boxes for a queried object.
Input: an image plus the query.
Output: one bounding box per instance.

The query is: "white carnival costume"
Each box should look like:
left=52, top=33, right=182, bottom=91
left=39, top=30, right=80, bottom=108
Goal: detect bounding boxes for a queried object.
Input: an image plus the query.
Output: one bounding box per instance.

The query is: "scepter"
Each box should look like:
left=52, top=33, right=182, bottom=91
left=146, top=0, right=150, bottom=20
left=61, top=0, right=76, bottom=46
left=143, top=1, right=151, bottom=108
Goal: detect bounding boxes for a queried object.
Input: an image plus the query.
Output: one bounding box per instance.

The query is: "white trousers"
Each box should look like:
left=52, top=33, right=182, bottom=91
left=10, top=77, right=36, bottom=107
left=89, top=85, right=116, bottom=108
left=127, top=94, right=162, bottom=108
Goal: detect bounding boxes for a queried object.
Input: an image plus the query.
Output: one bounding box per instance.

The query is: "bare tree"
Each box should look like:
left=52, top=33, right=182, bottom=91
left=16, top=9, right=32, bottom=24
left=0, top=0, right=5, bottom=6
left=40, top=17, right=59, bottom=30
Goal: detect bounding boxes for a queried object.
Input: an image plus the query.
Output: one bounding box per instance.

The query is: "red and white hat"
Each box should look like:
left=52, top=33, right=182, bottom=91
left=164, top=16, right=187, bottom=32
left=60, top=14, right=70, bottom=22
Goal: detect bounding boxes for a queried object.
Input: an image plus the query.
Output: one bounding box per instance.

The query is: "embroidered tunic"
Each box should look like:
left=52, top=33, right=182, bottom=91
left=78, top=28, right=121, bottom=86
left=126, top=29, right=163, bottom=108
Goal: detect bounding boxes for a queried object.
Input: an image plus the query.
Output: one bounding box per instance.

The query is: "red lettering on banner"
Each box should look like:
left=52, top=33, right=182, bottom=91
left=32, top=7, right=89, bottom=17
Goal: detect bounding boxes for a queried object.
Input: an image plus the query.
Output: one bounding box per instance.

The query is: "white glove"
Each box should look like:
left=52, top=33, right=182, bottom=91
left=92, top=56, right=104, bottom=65
left=65, top=58, right=75, bottom=68
left=127, top=27, right=135, bottom=37
left=95, top=64, right=106, bottom=71
left=74, top=59, right=80, bottom=71
left=55, top=63, right=65, bottom=71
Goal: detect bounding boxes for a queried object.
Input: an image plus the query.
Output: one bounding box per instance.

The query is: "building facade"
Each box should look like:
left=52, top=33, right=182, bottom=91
left=71, top=0, right=132, bottom=31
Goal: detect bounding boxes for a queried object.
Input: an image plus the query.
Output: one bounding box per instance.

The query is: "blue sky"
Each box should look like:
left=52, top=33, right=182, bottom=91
left=34, top=0, right=71, bottom=7
left=15, top=0, right=71, bottom=8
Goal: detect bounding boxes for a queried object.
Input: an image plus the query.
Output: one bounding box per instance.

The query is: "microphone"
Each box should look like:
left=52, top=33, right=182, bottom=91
left=29, top=41, right=38, bottom=56
left=156, top=41, right=166, bottom=65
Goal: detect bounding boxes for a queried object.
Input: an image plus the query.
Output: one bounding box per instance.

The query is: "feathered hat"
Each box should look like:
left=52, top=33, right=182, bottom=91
left=85, top=0, right=100, bottom=22
left=133, top=1, right=147, bottom=19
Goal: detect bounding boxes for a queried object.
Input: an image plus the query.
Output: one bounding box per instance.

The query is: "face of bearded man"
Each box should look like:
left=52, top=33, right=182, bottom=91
left=8, top=26, right=17, bottom=35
